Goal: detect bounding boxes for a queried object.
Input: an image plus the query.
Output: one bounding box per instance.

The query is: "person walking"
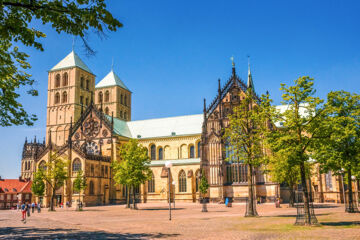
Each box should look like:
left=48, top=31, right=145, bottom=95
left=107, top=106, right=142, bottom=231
left=21, top=202, right=27, bottom=222
left=31, top=202, right=35, bottom=213
left=37, top=202, right=41, bottom=213
left=27, top=203, right=30, bottom=217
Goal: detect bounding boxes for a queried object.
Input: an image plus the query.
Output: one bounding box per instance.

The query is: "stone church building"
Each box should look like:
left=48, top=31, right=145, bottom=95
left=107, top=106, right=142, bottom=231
left=20, top=51, right=349, bottom=207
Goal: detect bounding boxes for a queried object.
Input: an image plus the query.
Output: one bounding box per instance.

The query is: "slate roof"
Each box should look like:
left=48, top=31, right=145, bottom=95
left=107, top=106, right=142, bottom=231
left=95, top=70, right=130, bottom=91
left=50, top=51, right=93, bottom=74
left=0, top=179, right=32, bottom=194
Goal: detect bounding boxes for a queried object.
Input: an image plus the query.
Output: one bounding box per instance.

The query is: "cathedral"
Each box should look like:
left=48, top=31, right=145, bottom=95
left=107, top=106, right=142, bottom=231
left=20, top=51, right=349, bottom=207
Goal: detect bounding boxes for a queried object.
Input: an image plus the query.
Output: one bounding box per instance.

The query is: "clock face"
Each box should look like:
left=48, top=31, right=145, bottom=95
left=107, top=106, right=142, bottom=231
left=83, top=119, right=100, bottom=138
left=84, top=141, right=99, bottom=155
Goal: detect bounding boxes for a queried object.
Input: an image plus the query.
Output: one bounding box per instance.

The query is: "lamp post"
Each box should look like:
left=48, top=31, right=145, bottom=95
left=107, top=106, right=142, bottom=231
left=165, top=161, right=172, bottom=221
left=172, top=181, right=176, bottom=209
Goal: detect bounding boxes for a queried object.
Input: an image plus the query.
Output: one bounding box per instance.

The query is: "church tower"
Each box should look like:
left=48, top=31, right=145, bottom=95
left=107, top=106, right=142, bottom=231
left=94, top=69, right=131, bottom=120
left=46, top=51, right=95, bottom=146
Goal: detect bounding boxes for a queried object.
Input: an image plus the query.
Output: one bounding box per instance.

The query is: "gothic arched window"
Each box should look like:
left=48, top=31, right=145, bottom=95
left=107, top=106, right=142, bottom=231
left=62, top=72, right=68, bottom=86
left=54, top=92, right=60, bottom=104
left=158, top=147, right=163, bottom=160
left=55, top=74, right=60, bottom=88
left=72, top=158, right=82, bottom=172
left=98, top=92, right=103, bottom=104
left=197, top=141, right=201, bottom=158
left=150, top=144, right=156, bottom=160
left=105, top=91, right=110, bottom=102
left=148, top=172, right=155, bottom=193
left=179, top=170, right=187, bottom=192
left=38, top=160, right=47, bottom=171
left=89, top=181, right=94, bottom=195
left=189, top=145, right=195, bottom=158
left=62, top=91, right=67, bottom=103
left=91, top=164, right=94, bottom=176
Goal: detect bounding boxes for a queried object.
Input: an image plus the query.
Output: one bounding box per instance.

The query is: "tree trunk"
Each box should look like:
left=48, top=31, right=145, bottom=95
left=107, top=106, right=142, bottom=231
left=289, top=184, right=295, bottom=208
left=246, top=164, right=258, bottom=217
left=50, top=188, right=56, bottom=211
left=346, top=168, right=354, bottom=213
left=133, top=185, right=137, bottom=209
left=125, top=185, right=129, bottom=208
left=300, top=162, right=313, bottom=225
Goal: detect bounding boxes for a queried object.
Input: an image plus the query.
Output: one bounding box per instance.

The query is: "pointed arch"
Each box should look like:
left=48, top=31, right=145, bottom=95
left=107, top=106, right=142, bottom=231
left=72, top=158, right=82, bottom=172
left=189, top=144, right=195, bottom=158
left=54, top=92, right=60, bottom=104
left=62, top=72, right=68, bottom=86
left=179, top=170, right=187, bottom=192
left=55, top=74, right=60, bottom=88
left=98, top=91, right=103, bottom=104
left=105, top=90, right=110, bottom=102
left=62, top=91, right=68, bottom=103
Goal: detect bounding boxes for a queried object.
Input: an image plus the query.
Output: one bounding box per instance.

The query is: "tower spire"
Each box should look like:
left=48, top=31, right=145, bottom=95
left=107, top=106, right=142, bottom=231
left=230, top=56, right=236, bottom=76
left=247, top=55, right=254, bottom=92
left=111, top=57, right=114, bottom=71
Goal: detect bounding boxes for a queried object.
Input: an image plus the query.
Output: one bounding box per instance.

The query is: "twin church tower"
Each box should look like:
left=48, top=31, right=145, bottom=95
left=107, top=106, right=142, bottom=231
left=46, top=50, right=131, bottom=146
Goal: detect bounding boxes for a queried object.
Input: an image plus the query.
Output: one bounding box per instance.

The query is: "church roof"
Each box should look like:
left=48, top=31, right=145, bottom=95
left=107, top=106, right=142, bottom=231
left=95, top=70, right=130, bottom=91
left=50, top=51, right=93, bottom=74
left=127, top=114, right=203, bottom=139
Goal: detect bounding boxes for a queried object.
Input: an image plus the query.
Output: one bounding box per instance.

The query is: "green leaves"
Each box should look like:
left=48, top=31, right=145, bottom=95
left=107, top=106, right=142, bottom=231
left=31, top=170, right=45, bottom=196
left=112, top=139, right=152, bottom=188
left=0, top=0, right=122, bottom=126
left=73, top=170, right=87, bottom=193
left=199, top=169, right=209, bottom=195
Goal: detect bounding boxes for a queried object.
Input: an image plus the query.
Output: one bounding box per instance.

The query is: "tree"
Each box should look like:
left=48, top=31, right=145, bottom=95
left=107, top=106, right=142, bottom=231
left=112, top=139, right=152, bottom=209
left=265, top=76, right=326, bottom=225
left=224, top=88, right=271, bottom=217
left=37, top=152, right=68, bottom=211
left=31, top=171, right=45, bottom=197
left=314, top=91, right=360, bottom=212
left=268, top=152, right=301, bottom=207
left=0, top=0, right=122, bottom=126
left=73, top=170, right=87, bottom=211
left=199, top=169, right=209, bottom=212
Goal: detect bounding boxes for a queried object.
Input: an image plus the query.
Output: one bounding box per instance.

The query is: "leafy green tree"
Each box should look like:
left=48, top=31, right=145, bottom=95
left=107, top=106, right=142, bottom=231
left=224, top=89, right=271, bottom=217
left=73, top=170, right=87, bottom=211
left=31, top=171, right=45, bottom=197
left=37, top=153, right=69, bottom=211
left=199, top=169, right=209, bottom=212
left=268, top=152, right=300, bottom=207
left=266, top=76, right=326, bottom=225
left=112, top=139, right=152, bottom=209
left=314, top=91, right=360, bottom=212
left=0, top=0, right=122, bottom=126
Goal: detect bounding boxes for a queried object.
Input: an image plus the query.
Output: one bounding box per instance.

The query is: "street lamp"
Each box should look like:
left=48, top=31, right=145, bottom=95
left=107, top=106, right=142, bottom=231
left=165, top=161, right=172, bottom=221
left=172, top=181, right=176, bottom=209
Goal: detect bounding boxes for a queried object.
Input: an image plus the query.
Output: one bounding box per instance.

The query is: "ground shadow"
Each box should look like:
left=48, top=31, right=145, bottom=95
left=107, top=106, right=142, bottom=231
left=140, top=207, right=185, bottom=211
left=264, top=213, right=331, bottom=218
left=0, top=227, right=180, bottom=239
left=321, top=221, right=360, bottom=226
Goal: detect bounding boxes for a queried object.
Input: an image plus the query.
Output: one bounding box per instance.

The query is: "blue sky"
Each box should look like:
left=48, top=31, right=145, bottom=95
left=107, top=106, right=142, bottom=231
left=1, top=0, right=360, bottom=178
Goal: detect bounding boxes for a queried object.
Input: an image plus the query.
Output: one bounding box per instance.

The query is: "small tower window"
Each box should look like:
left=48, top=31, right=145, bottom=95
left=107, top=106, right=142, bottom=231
left=105, top=90, right=110, bottom=102
left=120, top=111, right=123, bottom=118
left=105, top=107, right=109, bottom=115
left=62, top=72, right=68, bottom=86
left=124, top=111, right=127, bottom=120
left=120, top=94, right=123, bottom=104
left=86, top=79, right=89, bottom=90
left=98, top=92, right=103, bottom=104
left=54, top=92, right=60, bottom=104
left=124, top=95, right=127, bottom=106
left=80, top=76, right=84, bottom=88
left=62, top=91, right=67, bottom=103
left=55, top=74, right=61, bottom=88
left=80, top=96, right=84, bottom=105
left=85, top=97, right=89, bottom=106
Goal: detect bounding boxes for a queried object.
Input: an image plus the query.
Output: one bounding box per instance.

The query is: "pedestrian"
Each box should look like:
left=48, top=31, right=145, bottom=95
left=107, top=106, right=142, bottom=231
left=16, top=203, right=19, bottom=211
left=37, top=202, right=41, bottom=213
left=21, top=202, right=26, bottom=222
left=27, top=203, right=30, bottom=217
left=31, top=202, right=35, bottom=213
left=79, top=201, right=83, bottom=210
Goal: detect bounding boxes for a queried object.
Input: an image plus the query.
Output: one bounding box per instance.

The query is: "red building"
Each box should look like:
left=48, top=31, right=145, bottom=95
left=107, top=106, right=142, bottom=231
left=0, top=178, right=32, bottom=209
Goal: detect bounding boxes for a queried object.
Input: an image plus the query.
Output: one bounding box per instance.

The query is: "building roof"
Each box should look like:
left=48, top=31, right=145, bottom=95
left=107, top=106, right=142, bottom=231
left=50, top=51, right=93, bottom=74
left=127, top=114, right=203, bottom=139
left=95, top=70, right=130, bottom=91
left=0, top=179, right=32, bottom=194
